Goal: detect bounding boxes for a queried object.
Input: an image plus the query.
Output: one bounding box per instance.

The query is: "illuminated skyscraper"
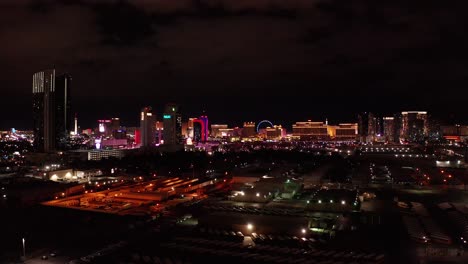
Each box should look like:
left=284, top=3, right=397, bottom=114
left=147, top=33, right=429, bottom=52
left=111, top=117, right=120, bottom=133
left=140, top=107, right=155, bottom=147
left=32, top=69, right=72, bottom=152
left=383, top=117, right=395, bottom=142
left=401, top=111, right=428, bottom=141
left=211, top=124, right=228, bottom=138
left=163, top=104, right=182, bottom=145
left=266, top=125, right=286, bottom=140
left=358, top=112, right=369, bottom=142
left=292, top=120, right=330, bottom=140
left=358, top=112, right=377, bottom=142
left=242, top=122, right=256, bottom=138
left=193, top=115, right=209, bottom=143
left=333, top=123, right=358, bottom=141
left=97, top=119, right=111, bottom=136
left=186, top=118, right=195, bottom=139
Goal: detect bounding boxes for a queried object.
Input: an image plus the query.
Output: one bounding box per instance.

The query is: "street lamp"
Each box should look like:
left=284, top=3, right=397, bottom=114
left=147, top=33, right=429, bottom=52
left=22, top=238, right=25, bottom=258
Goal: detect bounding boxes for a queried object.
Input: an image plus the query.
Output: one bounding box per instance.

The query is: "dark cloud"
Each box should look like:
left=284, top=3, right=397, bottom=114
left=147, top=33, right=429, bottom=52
left=28, top=0, right=53, bottom=13
left=93, top=1, right=155, bottom=46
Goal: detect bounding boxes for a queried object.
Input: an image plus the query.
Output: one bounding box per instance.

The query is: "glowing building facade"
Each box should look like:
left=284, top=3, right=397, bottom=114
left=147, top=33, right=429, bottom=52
left=211, top=124, right=229, bottom=138
left=265, top=125, right=286, bottom=140
left=242, top=122, right=256, bottom=138
left=383, top=117, right=395, bottom=142
left=140, top=106, right=155, bottom=147
left=358, top=112, right=378, bottom=142
left=401, top=111, right=428, bottom=141
left=163, top=104, right=183, bottom=145
left=97, top=119, right=111, bottom=136
left=333, top=123, right=358, bottom=141
left=292, top=121, right=330, bottom=140
left=193, top=115, right=209, bottom=143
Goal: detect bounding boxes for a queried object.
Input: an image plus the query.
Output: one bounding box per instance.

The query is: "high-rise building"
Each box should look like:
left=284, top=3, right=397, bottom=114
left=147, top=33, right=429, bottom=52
left=292, top=120, right=330, bottom=140
left=32, top=69, right=72, bottom=152
left=97, top=119, right=111, bottom=136
left=187, top=118, right=195, bottom=139
left=333, top=123, right=358, bottom=141
left=401, top=111, right=428, bottom=141
left=193, top=115, right=209, bottom=143
left=393, top=113, right=402, bottom=143
left=211, top=124, right=228, bottom=138
left=242, top=122, right=256, bottom=138
left=155, top=121, right=164, bottom=144
left=163, top=104, right=182, bottom=145
left=368, top=113, right=377, bottom=140
left=358, top=112, right=369, bottom=142
left=199, top=116, right=209, bottom=140
left=383, top=117, right=395, bottom=142
left=375, top=116, right=383, bottom=136
left=265, top=125, right=286, bottom=140
left=111, top=118, right=120, bottom=133
left=140, top=107, right=155, bottom=147
left=358, top=112, right=377, bottom=142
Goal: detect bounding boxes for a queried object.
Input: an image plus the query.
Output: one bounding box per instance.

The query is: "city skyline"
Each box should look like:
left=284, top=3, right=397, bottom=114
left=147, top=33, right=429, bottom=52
left=1, top=66, right=454, bottom=131
left=1, top=2, right=468, bottom=263
left=6, top=68, right=460, bottom=131
left=1, top=1, right=467, bottom=129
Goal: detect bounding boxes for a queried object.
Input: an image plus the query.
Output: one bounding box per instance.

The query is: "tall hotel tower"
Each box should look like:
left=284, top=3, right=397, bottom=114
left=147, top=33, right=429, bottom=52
left=140, top=106, right=155, bottom=147
left=163, top=104, right=182, bottom=145
left=32, top=69, right=72, bottom=152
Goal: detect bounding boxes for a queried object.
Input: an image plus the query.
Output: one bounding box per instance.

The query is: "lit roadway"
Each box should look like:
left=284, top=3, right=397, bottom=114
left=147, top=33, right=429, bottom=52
left=23, top=256, right=71, bottom=264
left=20, top=248, right=73, bottom=264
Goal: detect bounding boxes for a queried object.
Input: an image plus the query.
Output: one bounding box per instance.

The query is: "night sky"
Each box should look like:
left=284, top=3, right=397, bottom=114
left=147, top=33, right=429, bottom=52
left=1, top=0, right=467, bottom=130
